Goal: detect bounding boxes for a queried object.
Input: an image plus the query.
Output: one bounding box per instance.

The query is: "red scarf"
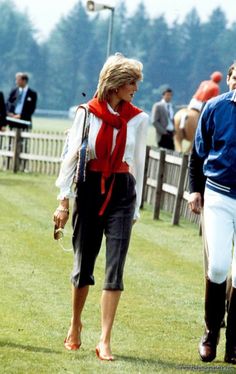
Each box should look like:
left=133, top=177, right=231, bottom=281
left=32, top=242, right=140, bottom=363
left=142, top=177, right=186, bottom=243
left=88, top=98, right=142, bottom=177
left=87, top=98, right=142, bottom=215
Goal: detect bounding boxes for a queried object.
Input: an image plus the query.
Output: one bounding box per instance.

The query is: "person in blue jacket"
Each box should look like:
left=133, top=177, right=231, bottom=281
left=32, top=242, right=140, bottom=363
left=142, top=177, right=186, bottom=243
left=189, top=81, right=236, bottom=364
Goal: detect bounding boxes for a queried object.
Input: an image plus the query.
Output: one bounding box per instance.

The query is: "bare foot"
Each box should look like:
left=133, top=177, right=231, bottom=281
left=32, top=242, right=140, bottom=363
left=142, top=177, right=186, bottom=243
left=96, top=342, right=114, bottom=361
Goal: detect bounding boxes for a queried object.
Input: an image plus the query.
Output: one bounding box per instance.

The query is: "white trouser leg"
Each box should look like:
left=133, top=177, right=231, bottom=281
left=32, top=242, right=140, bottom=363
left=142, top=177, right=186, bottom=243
left=232, top=233, right=236, bottom=287
left=204, top=188, right=234, bottom=284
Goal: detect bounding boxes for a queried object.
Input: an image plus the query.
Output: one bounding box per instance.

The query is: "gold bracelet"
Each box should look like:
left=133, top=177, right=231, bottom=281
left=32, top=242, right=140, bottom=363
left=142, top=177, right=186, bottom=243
left=56, top=207, right=69, bottom=214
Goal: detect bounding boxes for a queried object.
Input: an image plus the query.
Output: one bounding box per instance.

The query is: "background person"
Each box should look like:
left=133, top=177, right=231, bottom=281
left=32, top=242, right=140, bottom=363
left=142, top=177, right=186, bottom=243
left=179, top=71, right=222, bottom=130
left=188, top=65, right=236, bottom=364
left=6, top=72, right=37, bottom=129
left=53, top=53, right=148, bottom=360
left=151, top=88, right=175, bottom=150
left=0, top=91, right=6, bottom=130
left=189, top=71, right=222, bottom=111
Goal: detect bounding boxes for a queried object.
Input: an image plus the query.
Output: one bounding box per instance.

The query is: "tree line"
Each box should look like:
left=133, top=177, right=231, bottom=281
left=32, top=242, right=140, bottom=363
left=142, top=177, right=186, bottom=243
left=0, top=0, right=236, bottom=113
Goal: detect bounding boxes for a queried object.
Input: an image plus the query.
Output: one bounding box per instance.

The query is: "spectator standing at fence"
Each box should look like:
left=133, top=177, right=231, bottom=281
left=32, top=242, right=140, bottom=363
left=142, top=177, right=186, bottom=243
left=53, top=53, right=148, bottom=360
left=188, top=63, right=236, bottom=365
left=151, top=88, right=175, bottom=150
left=6, top=72, right=37, bottom=129
left=0, top=91, right=6, bottom=130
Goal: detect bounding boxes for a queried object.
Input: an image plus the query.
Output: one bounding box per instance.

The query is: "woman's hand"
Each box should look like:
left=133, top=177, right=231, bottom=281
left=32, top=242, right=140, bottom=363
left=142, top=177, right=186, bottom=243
left=53, top=209, right=69, bottom=229
left=53, top=199, right=70, bottom=229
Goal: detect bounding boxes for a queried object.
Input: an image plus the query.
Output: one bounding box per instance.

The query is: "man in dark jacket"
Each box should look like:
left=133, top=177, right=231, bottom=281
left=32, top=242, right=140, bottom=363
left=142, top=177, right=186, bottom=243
left=6, top=72, right=37, bottom=129
left=0, top=91, right=6, bottom=129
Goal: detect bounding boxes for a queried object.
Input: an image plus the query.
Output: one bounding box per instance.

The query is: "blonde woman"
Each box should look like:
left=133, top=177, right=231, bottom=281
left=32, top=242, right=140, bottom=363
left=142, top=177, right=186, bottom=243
left=53, top=53, right=148, bottom=360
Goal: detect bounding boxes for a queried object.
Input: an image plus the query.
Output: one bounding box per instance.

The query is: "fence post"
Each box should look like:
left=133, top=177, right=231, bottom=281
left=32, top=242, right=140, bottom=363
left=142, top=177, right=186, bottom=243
left=171, top=153, right=189, bottom=225
left=140, top=145, right=151, bottom=209
left=153, top=149, right=166, bottom=220
left=12, top=128, right=21, bottom=173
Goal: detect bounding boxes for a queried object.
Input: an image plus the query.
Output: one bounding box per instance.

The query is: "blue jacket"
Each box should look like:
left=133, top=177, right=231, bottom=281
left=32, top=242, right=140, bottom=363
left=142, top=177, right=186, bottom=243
left=195, top=89, right=236, bottom=191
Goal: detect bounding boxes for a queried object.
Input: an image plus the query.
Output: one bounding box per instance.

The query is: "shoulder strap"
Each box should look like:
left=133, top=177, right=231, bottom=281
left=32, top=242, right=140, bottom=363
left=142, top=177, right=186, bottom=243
left=78, top=104, right=90, bottom=141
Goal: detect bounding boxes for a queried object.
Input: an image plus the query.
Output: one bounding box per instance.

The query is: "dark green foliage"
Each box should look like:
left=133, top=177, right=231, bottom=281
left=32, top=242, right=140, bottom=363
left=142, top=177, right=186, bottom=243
left=0, top=0, right=235, bottom=112
left=0, top=1, right=40, bottom=92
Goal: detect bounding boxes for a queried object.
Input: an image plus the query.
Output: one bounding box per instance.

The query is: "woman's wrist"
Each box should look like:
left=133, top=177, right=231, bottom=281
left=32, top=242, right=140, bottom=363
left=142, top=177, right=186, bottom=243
left=56, top=206, right=69, bottom=214
left=59, top=198, right=69, bottom=208
left=57, top=198, right=69, bottom=213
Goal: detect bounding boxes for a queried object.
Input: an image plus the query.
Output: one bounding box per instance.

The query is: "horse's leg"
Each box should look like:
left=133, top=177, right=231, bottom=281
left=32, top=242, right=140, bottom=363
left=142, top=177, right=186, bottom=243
left=185, top=141, right=193, bottom=153
left=179, top=112, right=188, bottom=129
left=174, top=130, right=183, bottom=153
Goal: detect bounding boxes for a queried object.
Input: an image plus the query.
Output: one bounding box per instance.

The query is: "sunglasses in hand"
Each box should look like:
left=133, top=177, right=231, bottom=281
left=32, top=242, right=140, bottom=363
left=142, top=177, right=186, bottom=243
left=54, top=225, right=72, bottom=252
left=54, top=225, right=64, bottom=240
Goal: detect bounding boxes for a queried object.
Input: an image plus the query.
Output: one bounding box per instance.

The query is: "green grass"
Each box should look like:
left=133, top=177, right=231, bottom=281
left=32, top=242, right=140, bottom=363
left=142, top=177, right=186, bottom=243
left=33, top=117, right=72, bottom=133
left=0, top=171, right=235, bottom=373
left=32, top=116, right=157, bottom=146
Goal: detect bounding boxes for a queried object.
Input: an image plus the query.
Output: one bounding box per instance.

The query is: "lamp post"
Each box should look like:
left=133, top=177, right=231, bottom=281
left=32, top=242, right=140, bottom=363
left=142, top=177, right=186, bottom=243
left=86, top=1, right=115, bottom=59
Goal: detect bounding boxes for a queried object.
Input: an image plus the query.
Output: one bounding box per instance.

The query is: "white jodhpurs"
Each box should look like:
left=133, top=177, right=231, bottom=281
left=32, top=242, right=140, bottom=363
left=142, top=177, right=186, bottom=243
left=188, top=97, right=203, bottom=112
left=203, top=187, right=236, bottom=287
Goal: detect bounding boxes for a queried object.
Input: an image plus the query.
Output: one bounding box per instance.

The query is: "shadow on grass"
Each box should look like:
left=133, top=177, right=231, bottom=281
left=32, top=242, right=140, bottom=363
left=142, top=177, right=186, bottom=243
left=116, top=355, right=234, bottom=372
left=0, top=340, right=61, bottom=354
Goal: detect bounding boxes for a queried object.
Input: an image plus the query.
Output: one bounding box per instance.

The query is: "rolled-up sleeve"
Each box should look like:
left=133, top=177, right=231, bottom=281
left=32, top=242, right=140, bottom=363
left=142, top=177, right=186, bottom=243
left=132, top=112, right=149, bottom=219
left=55, top=108, right=85, bottom=200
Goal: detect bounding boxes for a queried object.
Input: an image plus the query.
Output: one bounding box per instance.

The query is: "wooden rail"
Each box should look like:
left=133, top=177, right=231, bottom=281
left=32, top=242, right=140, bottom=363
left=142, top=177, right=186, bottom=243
left=0, top=129, right=66, bottom=175
left=0, top=130, right=199, bottom=225
left=142, top=146, right=199, bottom=225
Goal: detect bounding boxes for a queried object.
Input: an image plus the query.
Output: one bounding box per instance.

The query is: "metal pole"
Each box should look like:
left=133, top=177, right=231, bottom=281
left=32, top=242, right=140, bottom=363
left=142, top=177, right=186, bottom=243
left=106, top=8, right=114, bottom=59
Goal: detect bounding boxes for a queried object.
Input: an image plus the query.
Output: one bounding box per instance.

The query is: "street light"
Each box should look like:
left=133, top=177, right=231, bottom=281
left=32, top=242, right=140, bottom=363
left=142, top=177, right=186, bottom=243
left=86, top=1, right=115, bottom=59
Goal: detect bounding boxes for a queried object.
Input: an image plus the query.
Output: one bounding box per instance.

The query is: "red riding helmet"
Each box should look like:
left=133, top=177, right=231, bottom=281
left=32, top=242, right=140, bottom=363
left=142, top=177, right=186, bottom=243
left=210, top=71, right=223, bottom=83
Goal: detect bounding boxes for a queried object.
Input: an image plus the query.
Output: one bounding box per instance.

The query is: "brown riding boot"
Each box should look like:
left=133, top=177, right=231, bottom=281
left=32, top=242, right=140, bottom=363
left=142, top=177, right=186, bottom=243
left=224, top=287, right=236, bottom=364
left=199, top=278, right=226, bottom=362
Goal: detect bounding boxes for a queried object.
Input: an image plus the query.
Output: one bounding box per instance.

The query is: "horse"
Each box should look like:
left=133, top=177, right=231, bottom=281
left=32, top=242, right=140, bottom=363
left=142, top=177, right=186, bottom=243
left=174, top=107, right=200, bottom=153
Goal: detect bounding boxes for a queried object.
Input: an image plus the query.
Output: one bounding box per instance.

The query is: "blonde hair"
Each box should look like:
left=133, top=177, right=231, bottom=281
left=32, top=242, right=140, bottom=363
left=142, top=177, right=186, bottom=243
left=96, top=53, right=143, bottom=101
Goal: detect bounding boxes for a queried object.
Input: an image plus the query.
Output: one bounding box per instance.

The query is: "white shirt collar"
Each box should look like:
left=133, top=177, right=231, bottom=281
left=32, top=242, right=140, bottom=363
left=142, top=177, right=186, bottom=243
left=107, top=102, right=119, bottom=115
left=19, top=85, right=28, bottom=93
left=232, top=90, right=236, bottom=102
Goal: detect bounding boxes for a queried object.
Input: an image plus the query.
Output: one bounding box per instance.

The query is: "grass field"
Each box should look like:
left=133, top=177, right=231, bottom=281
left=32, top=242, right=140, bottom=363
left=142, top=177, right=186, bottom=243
left=0, top=171, right=234, bottom=373
left=33, top=117, right=72, bottom=133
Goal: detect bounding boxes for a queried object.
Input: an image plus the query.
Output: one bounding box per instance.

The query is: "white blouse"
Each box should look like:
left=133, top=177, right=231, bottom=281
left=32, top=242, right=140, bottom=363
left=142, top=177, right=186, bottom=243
left=56, top=103, right=149, bottom=219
